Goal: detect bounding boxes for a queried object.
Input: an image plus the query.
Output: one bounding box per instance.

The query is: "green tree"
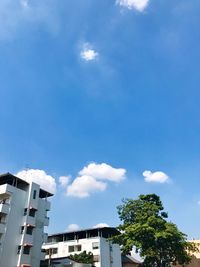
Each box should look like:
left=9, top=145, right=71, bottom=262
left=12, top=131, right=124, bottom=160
left=69, top=250, right=94, bottom=264
left=112, top=194, right=197, bottom=267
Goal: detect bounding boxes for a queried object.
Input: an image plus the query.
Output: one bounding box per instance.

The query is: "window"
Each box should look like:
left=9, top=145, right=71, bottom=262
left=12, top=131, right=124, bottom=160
left=29, top=209, right=36, bottom=217
left=33, top=190, right=37, bottom=199
left=24, top=208, right=27, bottom=216
left=110, top=256, right=113, bottom=263
left=68, top=245, right=82, bottom=253
left=92, top=242, right=99, bottom=250
left=45, top=248, right=58, bottom=256
left=76, top=245, right=81, bottom=251
left=68, top=246, right=74, bottom=253
left=26, top=227, right=33, bottom=235
left=51, top=248, right=58, bottom=254
left=23, top=246, right=31, bottom=255
left=17, top=246, right=21, bottom=254
left=21, top=226, right=25, bottom=234
left=45, top=249, right=50, bottom=255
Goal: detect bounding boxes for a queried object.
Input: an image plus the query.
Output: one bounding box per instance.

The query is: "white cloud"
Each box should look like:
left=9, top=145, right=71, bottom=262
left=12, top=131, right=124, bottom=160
left=79, top=163, right=126, bottom=182
left=143, top=170, right=169, bottom=183
left=16, top=169, right=56, bottom=194
left=59, top=163, right=126, bottom=198
left=59, top=175, right=71, bottom=187
left=93, top=223, right=109, bottom=228
left=66, top=224, right=80, bottom=232
left=80, top=43, right=98, bottom=61
left=116, top=0, right=149, bottom=12
left=66, top=175, right=107, bottom=198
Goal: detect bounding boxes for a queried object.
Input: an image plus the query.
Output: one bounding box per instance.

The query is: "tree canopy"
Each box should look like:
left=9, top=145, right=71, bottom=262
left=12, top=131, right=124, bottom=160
left=112, top=194, right=197, bottom=267
left=69, top=250, right=94, bottom=264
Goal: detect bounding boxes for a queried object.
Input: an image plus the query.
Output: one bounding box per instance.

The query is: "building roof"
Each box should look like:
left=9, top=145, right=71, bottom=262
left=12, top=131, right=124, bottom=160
left=0, top=172, right=53, bottom=198
left=48, top=226, right=120, bottom=241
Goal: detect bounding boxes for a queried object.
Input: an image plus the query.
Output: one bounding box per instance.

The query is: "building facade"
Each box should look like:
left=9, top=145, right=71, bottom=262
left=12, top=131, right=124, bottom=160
left=42, top=227, right=122, bottom=267
left=0, top=173, right=53, bottom=267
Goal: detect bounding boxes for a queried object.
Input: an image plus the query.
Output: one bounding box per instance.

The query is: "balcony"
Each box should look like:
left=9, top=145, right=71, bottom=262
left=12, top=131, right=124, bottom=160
left=0, top=203, right=9, bottom=214
left=22, top=215, right=35, bottom=227
left=23, top=234, right=33, bottom=246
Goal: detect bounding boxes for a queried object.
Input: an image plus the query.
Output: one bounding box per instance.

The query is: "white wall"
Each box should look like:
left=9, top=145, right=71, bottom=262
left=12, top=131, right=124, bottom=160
left=43, top=236, right=122, bottom=267
left=0, top=181, right=52, bottom=267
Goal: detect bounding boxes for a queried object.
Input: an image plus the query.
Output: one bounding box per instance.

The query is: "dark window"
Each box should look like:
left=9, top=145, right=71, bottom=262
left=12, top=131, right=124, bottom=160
left=21, top=226, right=24, bottom=234
left=51, top=248, right=58, bottom=254
left=45, top=249, right=50, bottom=255
left=26, top=227, right=33, bottom=235
left=33, top=190, right=37, bottom=199
left=23, top=246, right=31, bottom=255
left=45, top=248, right=58, bottom=255
left=68, top=246, right=74, bottom=253
left=17, top=246, right=21, bottom=254
left=24, top=208, right=27, bottom=216
left=92, top=242, right=99, bottom=249
left=29, top=209, right=36, bottom=217
left=76, top=245, right=81, bottom=251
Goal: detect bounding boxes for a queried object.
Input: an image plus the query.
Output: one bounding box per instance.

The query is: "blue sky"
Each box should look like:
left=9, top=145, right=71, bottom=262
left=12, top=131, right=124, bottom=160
left=1, top=0, right=200, bottom=238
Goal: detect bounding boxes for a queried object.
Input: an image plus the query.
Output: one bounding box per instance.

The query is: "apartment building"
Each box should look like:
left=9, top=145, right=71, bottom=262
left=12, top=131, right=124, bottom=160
left=0, top=172, right=53, bottom=267
left=42, top=227, right=122, bottom=267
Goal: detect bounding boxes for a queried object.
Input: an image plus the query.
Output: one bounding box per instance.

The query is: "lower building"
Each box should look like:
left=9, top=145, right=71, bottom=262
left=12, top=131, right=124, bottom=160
left=42, top=227, right=122, bottom=267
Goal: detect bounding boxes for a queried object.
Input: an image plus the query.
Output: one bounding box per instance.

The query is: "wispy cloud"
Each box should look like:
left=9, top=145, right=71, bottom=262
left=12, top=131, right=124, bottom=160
left=16, top=169, right=57, bottom=194
left=80, top=43, right=99, bottom=61
left=116, top=0, right=149, bottom=12
left=66, top=163, right=126, bottom=198
left=143, top=170, right=169, bottom=183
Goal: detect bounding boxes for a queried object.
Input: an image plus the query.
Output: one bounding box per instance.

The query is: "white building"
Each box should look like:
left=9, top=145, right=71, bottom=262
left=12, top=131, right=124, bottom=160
left=42, top=227, right=122, bottom=267
left=0, top=172, right=53, bottom=267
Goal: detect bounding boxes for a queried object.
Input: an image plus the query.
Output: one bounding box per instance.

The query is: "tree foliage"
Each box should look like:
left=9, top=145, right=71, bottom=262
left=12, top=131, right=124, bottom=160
left=112, top=194, right=197, bottom=267
left=69, top=250, right=94, bottom=264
